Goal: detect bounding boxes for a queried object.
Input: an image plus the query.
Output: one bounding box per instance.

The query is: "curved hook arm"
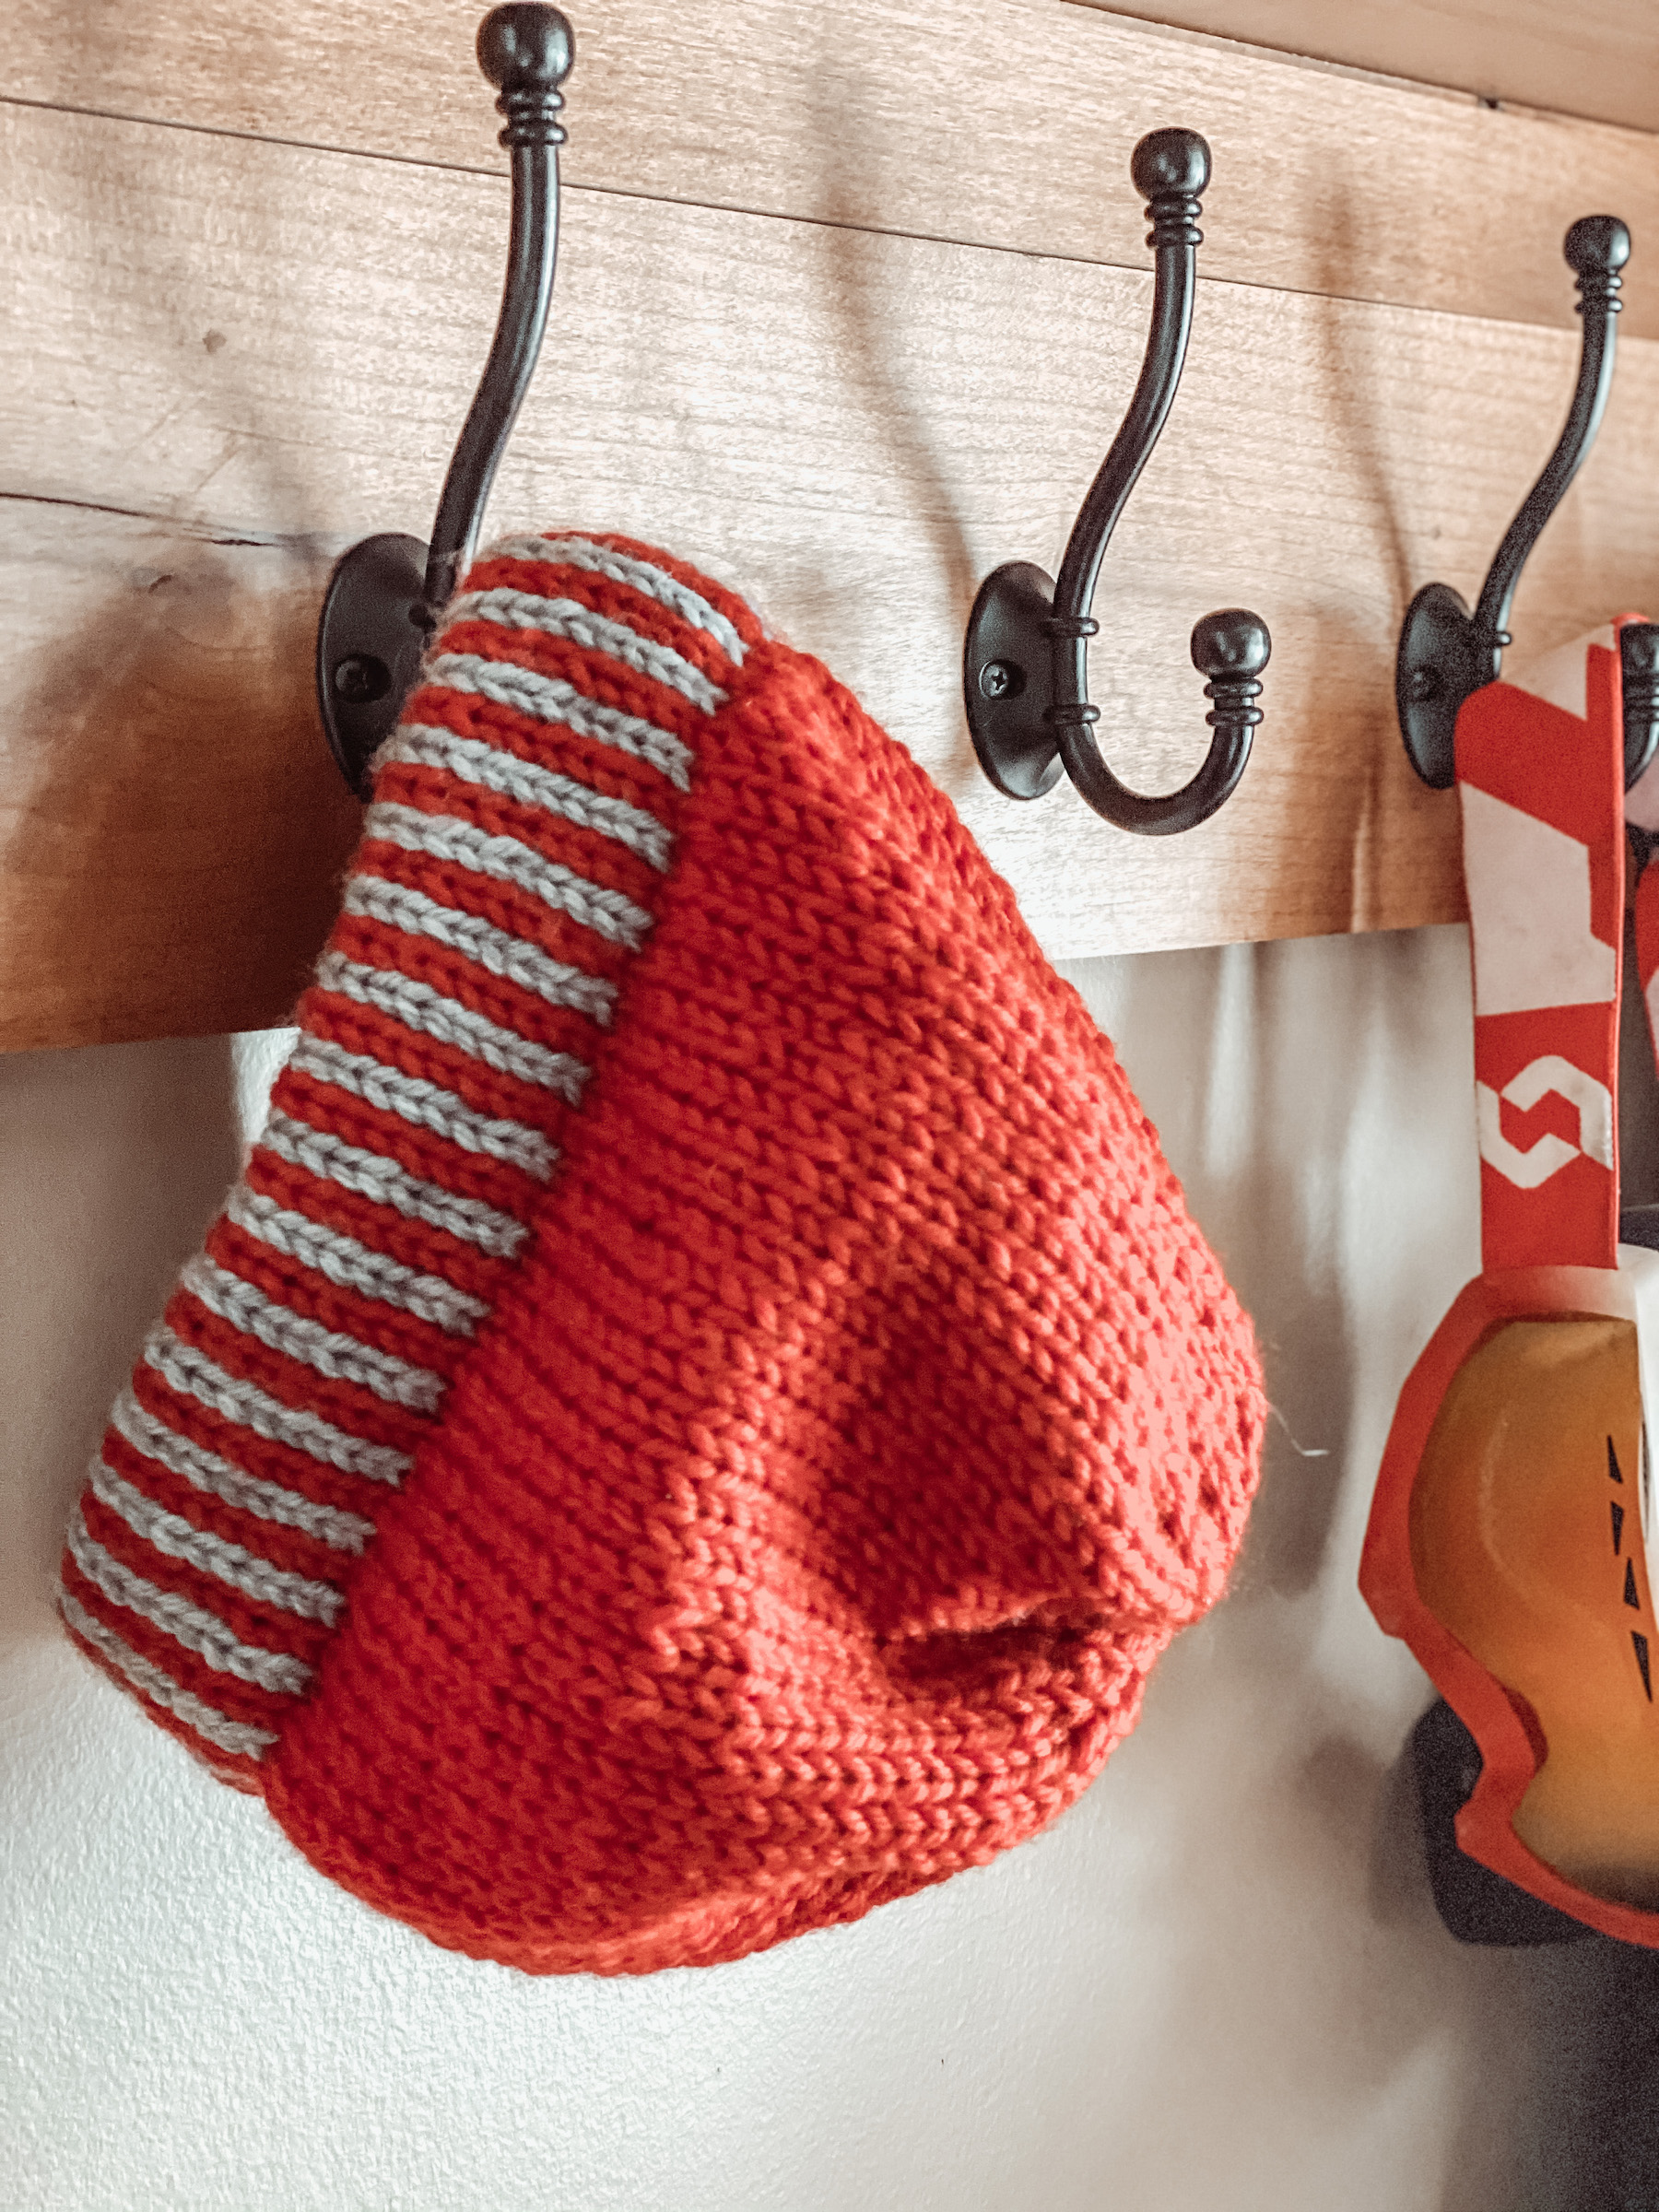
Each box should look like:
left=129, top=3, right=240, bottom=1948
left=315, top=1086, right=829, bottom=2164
left=963, top=128, right=1270, bottom=834
left=423, top=4, right=571, bottom=617
left=316, top=5, right=572, bottom=795
left=1057, top=610, right=1271, bottom=834
left=1050, top=131, right=1202, bottom=634
left=1396, top=214, right=1630, bottom=788
left=1473, top=216, right=1630, bottom=678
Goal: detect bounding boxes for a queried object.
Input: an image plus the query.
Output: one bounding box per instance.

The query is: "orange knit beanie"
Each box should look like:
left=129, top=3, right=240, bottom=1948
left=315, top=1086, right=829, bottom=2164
left=59, top=533, right=1265, bottom=1973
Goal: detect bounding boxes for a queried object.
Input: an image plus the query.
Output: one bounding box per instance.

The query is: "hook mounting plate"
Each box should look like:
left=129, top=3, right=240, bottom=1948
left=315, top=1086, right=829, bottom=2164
left=964, top=562, right=1065, bottom=801
left=1396, top=581, right=1486, bottom=791
left=317, top=533, right=431, bottom=799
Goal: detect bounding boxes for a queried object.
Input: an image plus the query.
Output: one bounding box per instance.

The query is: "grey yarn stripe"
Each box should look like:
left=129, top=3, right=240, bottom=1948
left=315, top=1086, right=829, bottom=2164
left=181, top=1254, right=445, bottom=1415
left=315, top=949, right=590, bottom=1103
left=87, top=1456, right=345, bottom=1627
left=290, top=1033, right=557, bottom=1182
left=487, top=535, right=747, bottom=666
left=423, top=653, right=694, bottom=791
left=66, top=1512, right=312, bottom=1698
left=226, top=1181, right=488, bottom=1336
left=259, top=1112, right=528, bottom=1260
left=364, top=806, right=653, bottom=952
left=341, top=877, right=617, bottom=1027
left=143, top=1324, right=412, bottom=1487
left=445, top=590, right=725, bottom=714
left=383, top=723, right=673, bottom=873
left=111, top=1386, right=374, bottom=1555
left=57, top=1584, right=276, bottom=1760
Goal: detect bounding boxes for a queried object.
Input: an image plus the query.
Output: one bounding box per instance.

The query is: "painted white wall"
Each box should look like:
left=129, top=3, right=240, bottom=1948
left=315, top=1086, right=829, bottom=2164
left=0, top=929, right=1619, bottom=2210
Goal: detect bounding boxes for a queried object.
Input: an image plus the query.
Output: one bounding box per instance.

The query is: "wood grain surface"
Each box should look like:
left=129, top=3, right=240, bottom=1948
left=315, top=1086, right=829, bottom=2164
left=7, top=2, right=1659, bottom=1045
left=0, top=507, right=361, bottom=1051
left=8, top=0, right=1659, bottom=338
left=1081, top=0, right=1659, bottom=137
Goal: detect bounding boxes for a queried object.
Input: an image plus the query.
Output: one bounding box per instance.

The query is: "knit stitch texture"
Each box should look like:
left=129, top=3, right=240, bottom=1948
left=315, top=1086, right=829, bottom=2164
left=59, top=532, right=1265, bottom=1972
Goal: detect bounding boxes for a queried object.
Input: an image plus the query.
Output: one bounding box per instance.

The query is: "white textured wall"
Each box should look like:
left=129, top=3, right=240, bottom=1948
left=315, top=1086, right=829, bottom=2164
left=0, top=930, right=1624, bottom=2210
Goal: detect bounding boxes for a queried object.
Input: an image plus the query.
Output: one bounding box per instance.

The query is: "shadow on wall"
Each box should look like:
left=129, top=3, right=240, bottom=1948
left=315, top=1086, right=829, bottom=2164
left=0, top=1036, right=241, bottom=1653
left=1064, top=924, right=1659, bottom=2212
left=1061, top=927, right=1453, bottom=1602
left=9, top=941, right=1659, bottom=2211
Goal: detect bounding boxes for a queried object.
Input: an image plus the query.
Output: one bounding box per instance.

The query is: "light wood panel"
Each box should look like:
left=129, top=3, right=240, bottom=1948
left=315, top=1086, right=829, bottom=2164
left=7, top=0, right=1659, bottom=339
left=8, top=99, right=1659, bottom=1049
left=0, top=508, right=361, bottom=1051
left=1080, top=0, right=1659, bottom=137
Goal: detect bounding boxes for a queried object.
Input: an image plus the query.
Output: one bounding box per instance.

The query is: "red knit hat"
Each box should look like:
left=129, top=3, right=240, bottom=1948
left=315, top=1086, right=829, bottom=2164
left=59, top=533, right=1265, bottom=1973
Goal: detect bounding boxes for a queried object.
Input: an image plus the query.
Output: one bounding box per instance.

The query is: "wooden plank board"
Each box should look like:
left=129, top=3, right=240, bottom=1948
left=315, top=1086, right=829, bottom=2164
left=8, top=98, right=1659, bottom=1053
left=7, top=0, right=1659, bottom=340
left=1078, top=0, right=1659, bottom=137
left=0, top=507, right=361, bottom=1051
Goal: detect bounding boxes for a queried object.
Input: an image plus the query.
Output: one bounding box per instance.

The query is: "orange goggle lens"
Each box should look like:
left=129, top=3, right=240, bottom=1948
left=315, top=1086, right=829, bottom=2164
left=1410, top=1314, right=1659, bottom=1909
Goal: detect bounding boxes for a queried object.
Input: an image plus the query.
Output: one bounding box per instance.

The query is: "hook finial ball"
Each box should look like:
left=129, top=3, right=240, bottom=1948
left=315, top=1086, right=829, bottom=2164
left=1131, top=128, right=1211, bottom=204
left=477, top=4, right=573, bottom=92
left=1191, top=608, right=1271, bottom=682
left=1565, top=214, right=1631, bottom=276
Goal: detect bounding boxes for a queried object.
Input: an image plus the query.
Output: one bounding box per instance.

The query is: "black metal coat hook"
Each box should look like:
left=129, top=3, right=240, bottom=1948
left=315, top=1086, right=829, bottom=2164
left=1398, top=214, right=1659, bottom=792
left=964, top=129, right=1271, bottom=837
left=316, top=4, right=573, bottom=796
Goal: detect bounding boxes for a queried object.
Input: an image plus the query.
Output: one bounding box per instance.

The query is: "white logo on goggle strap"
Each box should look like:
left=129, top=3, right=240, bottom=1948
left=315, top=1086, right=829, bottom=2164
left=1476, top=1054, right=1615, bottom=1190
